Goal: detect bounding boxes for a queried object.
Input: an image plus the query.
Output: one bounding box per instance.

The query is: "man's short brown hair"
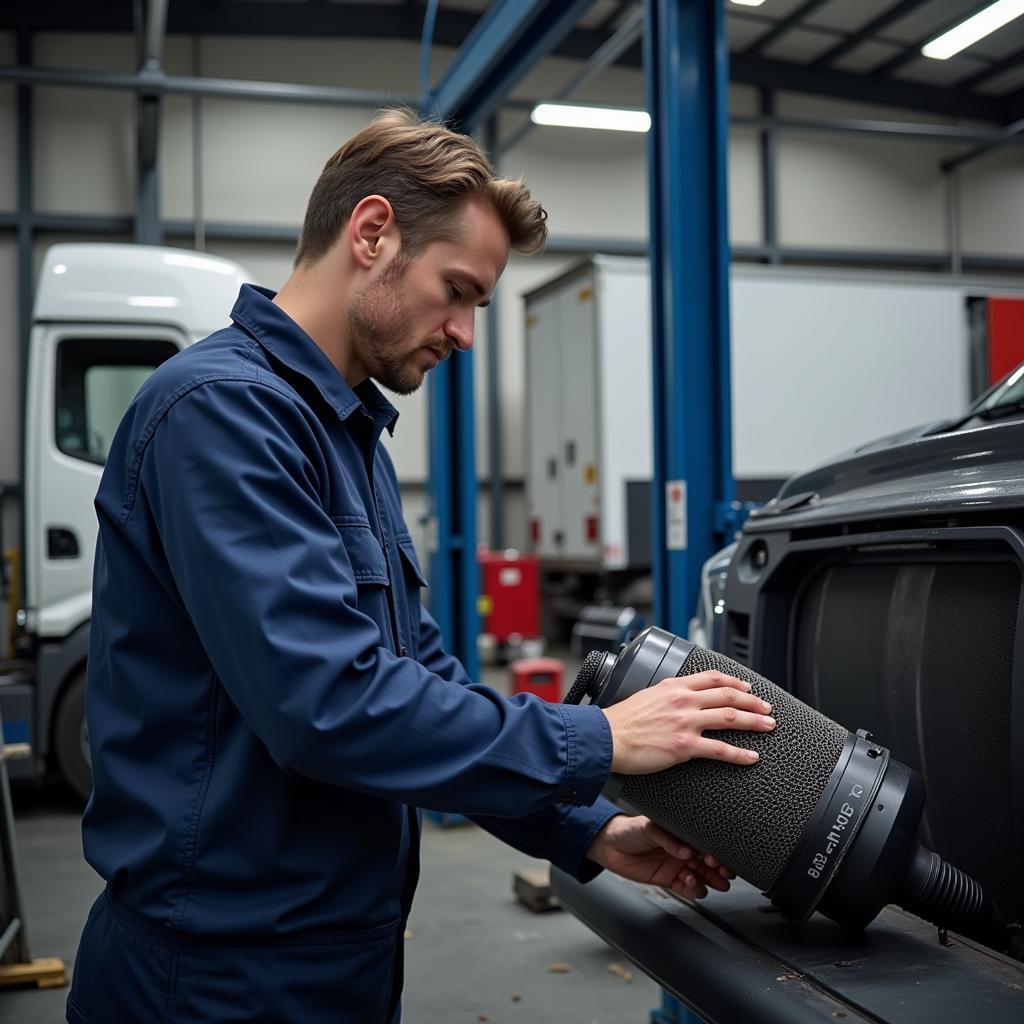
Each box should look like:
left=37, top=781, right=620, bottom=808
left=295, top=107, right=547, bottom=267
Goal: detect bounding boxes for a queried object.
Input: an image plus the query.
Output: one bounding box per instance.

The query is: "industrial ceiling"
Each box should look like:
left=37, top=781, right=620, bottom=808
left=1, top=1, right=1022, bottom=124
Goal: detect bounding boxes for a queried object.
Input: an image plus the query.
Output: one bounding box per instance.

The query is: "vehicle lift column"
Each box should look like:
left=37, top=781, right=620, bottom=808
left=647, top=0, right=743, bottom=638
left=646, top=2, right=733, bottom=1019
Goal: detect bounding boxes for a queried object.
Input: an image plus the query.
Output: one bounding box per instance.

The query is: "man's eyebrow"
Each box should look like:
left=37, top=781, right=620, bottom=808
left=451, top=270, right=491, bottom=307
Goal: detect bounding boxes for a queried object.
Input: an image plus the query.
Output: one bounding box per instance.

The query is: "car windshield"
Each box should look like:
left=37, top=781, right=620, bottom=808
left=976, top=364, right=1024, bottom=416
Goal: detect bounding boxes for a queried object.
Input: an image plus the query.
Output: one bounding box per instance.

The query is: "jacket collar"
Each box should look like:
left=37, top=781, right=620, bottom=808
left=230, top=284, right=399, bottom=436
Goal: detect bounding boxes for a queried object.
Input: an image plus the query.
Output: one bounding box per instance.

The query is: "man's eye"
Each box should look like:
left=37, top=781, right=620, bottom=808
left=449, top=284, right=463, bottom=301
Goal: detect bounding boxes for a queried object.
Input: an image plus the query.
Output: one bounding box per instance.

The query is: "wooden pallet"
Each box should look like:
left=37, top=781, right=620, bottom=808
left=513, top=868, right=561, bottom=913
left=0, top=956, right=68, bottom=990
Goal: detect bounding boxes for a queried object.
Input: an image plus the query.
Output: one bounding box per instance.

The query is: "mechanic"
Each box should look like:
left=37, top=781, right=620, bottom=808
left=67, top=108, right=776, bottom=1023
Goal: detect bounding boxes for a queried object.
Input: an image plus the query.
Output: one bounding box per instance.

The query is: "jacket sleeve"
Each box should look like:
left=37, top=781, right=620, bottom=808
left=131, top=379, right=612, bottom=817
left=415, top=598, right=622, bottom=880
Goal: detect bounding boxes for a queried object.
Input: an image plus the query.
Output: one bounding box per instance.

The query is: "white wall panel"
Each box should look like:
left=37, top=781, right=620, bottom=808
left=775, top=92, right=961, bottom=253
left=161, top=95, right=197, bottom=221
left=33, top=34, right=136, bottom=216
left=33, top=84, right=135, bottom=215
left=959, top=149, right=1024, bottom=259
left=499, top=132, right=648, bottom=241
left=729, top=128, right=762, bottom=246
left=0, top=33, right=16, bottom=212
left=198, top=100, right=380, bottom=225
left=197, top=37, right=452, bottom=93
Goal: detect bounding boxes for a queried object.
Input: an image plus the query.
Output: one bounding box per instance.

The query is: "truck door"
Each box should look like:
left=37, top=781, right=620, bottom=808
left=24, top=324, right=186, bottom=640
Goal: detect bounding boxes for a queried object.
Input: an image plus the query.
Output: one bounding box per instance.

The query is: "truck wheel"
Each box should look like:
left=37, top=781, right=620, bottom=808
left=54, top=671, right=92, bottom=801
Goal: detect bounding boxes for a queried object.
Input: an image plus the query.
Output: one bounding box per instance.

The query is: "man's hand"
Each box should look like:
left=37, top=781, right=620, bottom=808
left=586, top=814, right=734, bottom=900
left=602, top=670, right=775, bottom=774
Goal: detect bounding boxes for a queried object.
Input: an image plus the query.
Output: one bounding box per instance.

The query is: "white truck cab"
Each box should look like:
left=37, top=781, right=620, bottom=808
left=4, top=243, right=249, bottom=797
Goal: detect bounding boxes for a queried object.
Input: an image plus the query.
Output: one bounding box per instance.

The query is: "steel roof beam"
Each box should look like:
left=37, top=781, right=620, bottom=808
left=496, top=6, right=645, bottom=155
left=742, top=0, right=832, bottom=57
left=959, top=43, right=1024, bottom=91
left=810, top=0, right=931, bottom=69
left=730, top=52, right=1003, bottom=122
left=941, top=115, right=1024, bottom=172
left=427, top=0, right=595, bottom=130
left=0, top=65, right=415, bottom=108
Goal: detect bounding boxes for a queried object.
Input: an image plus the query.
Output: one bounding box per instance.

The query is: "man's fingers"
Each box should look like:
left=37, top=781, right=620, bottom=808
left=671, top=873, right=708, bottom=900
left=692, top=736, right=762, bottom=765
left=696, top=864, right=731, bottom=892
left=694, top=687, right=772, bottom=714
left=699, top=708, right=777, bottom=734
left=644, top=821, right=695, bottom=860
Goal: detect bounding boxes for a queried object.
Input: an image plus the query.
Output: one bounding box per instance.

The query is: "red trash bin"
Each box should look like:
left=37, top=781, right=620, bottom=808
left=509, top=658, right=564, bottom=703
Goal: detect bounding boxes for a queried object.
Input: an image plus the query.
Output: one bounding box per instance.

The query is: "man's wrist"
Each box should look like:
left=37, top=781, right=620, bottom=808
left=585, top=812, right=626, bottom=866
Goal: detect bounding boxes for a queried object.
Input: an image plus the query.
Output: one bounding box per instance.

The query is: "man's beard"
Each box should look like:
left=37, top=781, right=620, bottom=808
left=349, top=260, right=449, bottom=396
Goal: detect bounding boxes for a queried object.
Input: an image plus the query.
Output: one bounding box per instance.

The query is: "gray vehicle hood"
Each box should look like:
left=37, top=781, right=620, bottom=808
left=745, top=417, right=1024, bottom=533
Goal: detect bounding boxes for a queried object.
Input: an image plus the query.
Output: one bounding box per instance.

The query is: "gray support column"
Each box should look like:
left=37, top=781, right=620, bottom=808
left=191, top=35, right=205, bottom=251
left=135, top=0, right=168, bottom=244
left=947, top=168, right=962, bottom=277
left=760, top=89, right=780, bottom=265
left=16, top=30, right=32, bottom=610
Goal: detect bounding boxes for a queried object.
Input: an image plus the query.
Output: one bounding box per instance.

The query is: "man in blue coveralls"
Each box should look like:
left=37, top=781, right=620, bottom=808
left=68, top=109, right=776, bottom=1023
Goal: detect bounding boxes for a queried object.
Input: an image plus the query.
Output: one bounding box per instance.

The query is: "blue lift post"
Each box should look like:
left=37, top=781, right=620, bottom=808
left=646, top=0, right=738, bottom=639
left=646, top=3, right=732, bottom=1019
left=422, top=0, right=593, bottom=681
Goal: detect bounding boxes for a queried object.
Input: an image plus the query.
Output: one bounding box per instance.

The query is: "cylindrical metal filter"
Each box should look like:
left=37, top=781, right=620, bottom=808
left=565, top=626, right=1013, bottom=952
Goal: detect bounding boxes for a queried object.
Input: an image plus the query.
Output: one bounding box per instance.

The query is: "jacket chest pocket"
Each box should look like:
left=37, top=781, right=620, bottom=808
left=333, top=518, right=397, bottom=651
left=395, top=534, right=428, bottom=660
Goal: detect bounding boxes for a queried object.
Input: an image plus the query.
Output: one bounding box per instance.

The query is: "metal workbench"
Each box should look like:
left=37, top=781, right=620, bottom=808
left=552, top=868, right=1024, bottom=1024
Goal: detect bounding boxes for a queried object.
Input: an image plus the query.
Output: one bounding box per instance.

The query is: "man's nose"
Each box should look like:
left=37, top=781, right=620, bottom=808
left=444, top=311, right=475, bottom=352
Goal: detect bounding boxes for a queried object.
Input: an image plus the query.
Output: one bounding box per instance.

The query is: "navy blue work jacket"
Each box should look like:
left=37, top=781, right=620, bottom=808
left=70, top=285, right=617, bottom=1023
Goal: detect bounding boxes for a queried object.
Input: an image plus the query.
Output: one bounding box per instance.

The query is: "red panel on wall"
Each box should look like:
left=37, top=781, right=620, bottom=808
left=988, top=298, right=1024, bottom=386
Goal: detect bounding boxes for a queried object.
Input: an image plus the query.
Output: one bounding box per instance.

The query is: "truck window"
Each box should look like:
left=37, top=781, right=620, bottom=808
left=55, top=337, right=180, bottom=465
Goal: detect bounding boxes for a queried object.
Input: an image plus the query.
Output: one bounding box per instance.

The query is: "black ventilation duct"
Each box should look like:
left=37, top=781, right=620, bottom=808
left=566, top=627, right=1019, bottom=957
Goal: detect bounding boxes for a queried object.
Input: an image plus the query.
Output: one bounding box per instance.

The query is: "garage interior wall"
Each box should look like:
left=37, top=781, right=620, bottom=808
left=2, top=30, right=1024, bottom=561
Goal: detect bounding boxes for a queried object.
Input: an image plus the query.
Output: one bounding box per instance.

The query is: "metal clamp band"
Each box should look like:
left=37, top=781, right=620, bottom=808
left=766, top=730, right=889, bottom=923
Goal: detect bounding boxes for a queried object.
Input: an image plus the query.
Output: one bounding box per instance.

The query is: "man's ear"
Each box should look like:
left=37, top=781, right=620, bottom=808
left=348, top=195, right=398, bottom=270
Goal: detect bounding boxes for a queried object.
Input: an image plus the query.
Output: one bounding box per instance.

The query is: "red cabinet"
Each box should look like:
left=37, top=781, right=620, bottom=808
left=478, top=550, right=540, bottom=643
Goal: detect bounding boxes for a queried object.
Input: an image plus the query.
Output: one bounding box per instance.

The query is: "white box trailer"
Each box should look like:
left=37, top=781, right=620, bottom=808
left=524, top=257, right=652, bottom=574
left=524, top=255, right=1024, bottom=577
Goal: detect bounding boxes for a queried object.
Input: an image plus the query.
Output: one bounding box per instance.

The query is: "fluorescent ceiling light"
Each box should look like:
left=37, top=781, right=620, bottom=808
left=730, top=1, right=767, bottom=7
left=531, top=103, right=651, bottom=133
left=922, top=0, right=1024, bottom=59
left=127, top=295, right=180, bottom=308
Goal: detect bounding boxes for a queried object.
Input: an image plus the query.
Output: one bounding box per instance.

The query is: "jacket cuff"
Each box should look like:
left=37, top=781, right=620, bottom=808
left=554, top=703, right=613, bottom=806
left=552, top=798, right=623, bottom=882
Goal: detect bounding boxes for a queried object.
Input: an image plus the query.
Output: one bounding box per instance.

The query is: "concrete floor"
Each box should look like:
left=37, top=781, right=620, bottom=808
left=1, top=657, right=664, bottom=1023
left=2, top=785, right=660, bottom=1023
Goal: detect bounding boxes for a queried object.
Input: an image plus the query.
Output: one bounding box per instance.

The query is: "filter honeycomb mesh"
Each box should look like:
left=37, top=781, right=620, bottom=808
left=619, top=646, right=848, bottom=891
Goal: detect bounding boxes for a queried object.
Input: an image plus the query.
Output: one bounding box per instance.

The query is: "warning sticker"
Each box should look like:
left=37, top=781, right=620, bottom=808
left=666, top=480, right=687, bottom=551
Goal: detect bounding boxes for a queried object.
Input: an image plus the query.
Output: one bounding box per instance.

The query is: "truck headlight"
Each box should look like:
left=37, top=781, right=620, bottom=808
left=687, top=542, right=736, bottom=651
